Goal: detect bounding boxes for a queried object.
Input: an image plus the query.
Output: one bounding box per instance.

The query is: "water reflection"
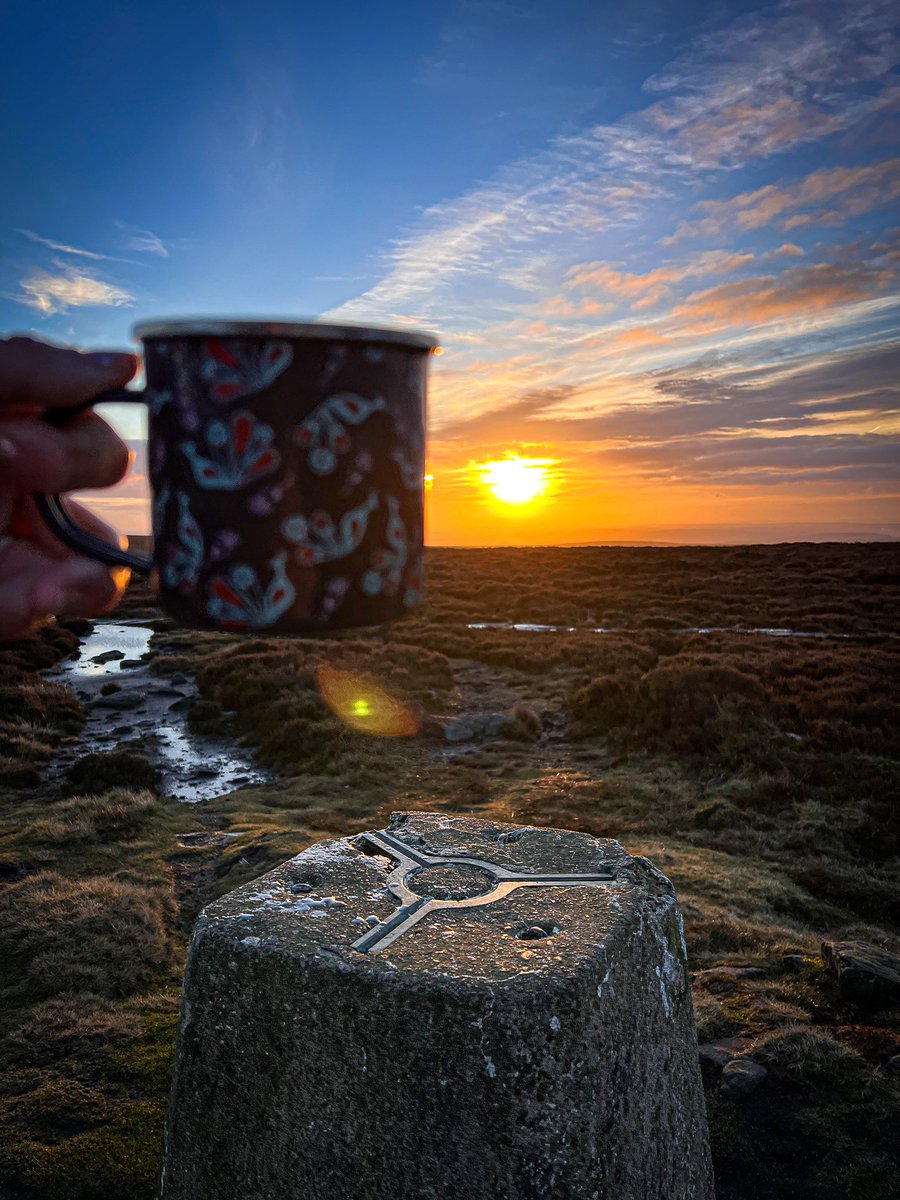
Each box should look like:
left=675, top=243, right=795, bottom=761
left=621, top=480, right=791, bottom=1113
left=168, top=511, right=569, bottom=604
left=49, top=623, right=269, bottom=802
left=466, top=622, right=892, bottom=640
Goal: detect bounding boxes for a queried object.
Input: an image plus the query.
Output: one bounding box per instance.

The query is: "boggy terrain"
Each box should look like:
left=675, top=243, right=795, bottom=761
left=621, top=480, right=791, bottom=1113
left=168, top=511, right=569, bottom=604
left=0, top=542, right=898, bottom=1200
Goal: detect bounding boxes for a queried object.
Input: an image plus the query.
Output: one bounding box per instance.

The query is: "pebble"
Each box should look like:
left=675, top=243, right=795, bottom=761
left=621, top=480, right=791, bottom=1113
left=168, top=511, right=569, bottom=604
left=720, top=1059, right=767, bottom=1098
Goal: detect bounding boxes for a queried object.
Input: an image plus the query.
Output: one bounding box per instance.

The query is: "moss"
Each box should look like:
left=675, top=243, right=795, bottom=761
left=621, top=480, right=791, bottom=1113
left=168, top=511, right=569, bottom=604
left=8, top=1100, right=165, bottom=1200
left=64, top=752, right=160, bottom=798
left=0, top=871, right=177, bottom=1003
left=107, top=1014, right=178, bottom=1097
left=6, top=1079, right=109, bottom=1139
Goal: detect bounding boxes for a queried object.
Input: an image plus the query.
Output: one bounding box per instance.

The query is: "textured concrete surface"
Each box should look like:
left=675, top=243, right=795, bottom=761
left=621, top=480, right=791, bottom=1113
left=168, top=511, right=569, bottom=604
left=160, top=812, right=713, bottom=1200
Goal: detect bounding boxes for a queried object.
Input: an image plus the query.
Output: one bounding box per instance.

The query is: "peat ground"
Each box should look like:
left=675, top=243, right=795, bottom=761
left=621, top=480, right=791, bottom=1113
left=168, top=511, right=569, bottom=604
left=0, top=542, right=898, bottom=1199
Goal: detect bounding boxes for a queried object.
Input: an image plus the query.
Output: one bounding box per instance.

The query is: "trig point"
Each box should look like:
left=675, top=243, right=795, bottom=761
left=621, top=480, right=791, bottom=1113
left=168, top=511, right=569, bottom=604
left=160, top=812, right=713, bottom=1200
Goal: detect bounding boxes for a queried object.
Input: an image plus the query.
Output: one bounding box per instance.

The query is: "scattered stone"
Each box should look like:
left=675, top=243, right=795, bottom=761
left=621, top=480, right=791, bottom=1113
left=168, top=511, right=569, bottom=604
left=91, top=649, right=125, bottom=664
left=822, top=940, right=900, bottom=1004
left=698, top=1037, right=751, bottom=1083
left=57, top=616, right=94, bottom=637
left=93, top=691, right=145, bottom=710
left=443, top=713, right=508, bottom=742
left=720, top=1058, right=767, bottom=1098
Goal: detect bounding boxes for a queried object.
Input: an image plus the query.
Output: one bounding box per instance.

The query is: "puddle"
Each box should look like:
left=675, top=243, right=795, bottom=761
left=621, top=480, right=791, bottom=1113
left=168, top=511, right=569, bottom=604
left=48, top=623, right=270, bottom=802
left=466, top=622, right=894, bottom=641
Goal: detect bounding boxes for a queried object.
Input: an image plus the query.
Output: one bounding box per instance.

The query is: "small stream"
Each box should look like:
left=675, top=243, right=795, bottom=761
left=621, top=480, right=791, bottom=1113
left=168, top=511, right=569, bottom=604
left=48, top=622, right=270, bottom=802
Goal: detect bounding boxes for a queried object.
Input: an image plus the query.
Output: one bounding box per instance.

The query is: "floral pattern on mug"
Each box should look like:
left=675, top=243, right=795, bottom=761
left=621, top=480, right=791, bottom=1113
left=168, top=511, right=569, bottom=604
left=201, top=339, right=293, bottom=402
left=391, top=435, right=425, bottom=491
left=282, top=491, right=378, bottom=566
left=361, top=496, right=408, bottom=597
left=206, top=553, right=295, bottom=630
left=181, top=410, right=281, bottom=490
left=293, top=393, right=386, bottom=475
left=321, top=576, right=351, bottom=619
left=162, top=492, right=204, bottom=592
left=403, top=553, right=424, bottom=608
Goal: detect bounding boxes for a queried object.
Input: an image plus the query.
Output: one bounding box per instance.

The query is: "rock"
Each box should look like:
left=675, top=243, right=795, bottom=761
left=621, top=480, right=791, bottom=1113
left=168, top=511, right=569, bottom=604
left=118, top=659, right=144, bottom=669
left=698, top=1037, right=750, bottom=1084
left=99, top=682, right=121, bottom=696
left=150, top=685, right=185, bottom=699
left=781, top=954, right=811, bottom=972
left=886, top=1055, right=900, bottom=1075
left=169, top=697, right=195, bottom=713
left=161, top=812, right=713, bottom=1200
left=170, top=672, right=189, bottom=684
left=57, top=616, right=94, bottom=637
left=444, top=713, right=508, bottom=743
left=720, top=1058, right=767, bottom=1098
left=93, top=691, right=145, bottom=710
left=822, top=940, right=900, bottom=1004
left=91, top=649, right=125, bottom=664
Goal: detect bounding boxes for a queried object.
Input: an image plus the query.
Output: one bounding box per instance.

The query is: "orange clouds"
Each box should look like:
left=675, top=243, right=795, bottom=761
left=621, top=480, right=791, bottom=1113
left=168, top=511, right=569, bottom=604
left=608, top=327, right=673, bottom=350
left=667, top=158, right=900, bottom=242
left=544, top=296, right=615, bottom=318
left=565, top=250, right=755, bottom=311
left=673, top=262, right=895, bottom=332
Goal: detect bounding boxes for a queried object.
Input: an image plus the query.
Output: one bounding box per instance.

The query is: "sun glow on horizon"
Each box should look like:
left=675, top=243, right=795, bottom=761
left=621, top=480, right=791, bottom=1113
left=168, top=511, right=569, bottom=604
left=478, top=455, right=554, bottom=506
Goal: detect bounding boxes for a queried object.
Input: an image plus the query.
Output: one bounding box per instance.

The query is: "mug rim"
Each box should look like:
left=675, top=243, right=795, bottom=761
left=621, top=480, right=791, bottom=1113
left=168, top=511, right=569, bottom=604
left=132, top=317, right=439, bottom=352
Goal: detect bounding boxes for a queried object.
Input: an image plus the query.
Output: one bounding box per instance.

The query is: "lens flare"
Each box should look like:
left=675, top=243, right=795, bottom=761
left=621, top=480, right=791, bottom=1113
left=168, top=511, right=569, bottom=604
left=316, top=664, right=420, bottom=737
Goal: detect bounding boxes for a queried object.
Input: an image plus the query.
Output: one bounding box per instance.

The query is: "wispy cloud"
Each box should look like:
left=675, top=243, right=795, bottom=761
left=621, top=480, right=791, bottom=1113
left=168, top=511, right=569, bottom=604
left=327, top=1, right=899, bottom=524
left=114, top=220, right=171, bottom=258
left=331, top=0, right=898, bottom=323
left=666, top=158, right=900, bottom=243
left=16, top=228, right=131, bottom=263
left=16, top=264, right=134, bottom=315
left=672, top=261, right=896, bottom=334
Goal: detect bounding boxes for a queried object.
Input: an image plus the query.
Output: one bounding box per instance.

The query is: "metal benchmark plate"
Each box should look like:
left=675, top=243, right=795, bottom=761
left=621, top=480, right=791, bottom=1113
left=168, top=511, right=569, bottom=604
left=351, top=829, right=617, bottom=954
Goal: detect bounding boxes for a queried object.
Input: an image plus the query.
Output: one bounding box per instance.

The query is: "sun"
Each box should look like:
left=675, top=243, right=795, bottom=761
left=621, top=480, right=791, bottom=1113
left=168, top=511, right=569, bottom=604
left=479, top=455, right=552, bottom=505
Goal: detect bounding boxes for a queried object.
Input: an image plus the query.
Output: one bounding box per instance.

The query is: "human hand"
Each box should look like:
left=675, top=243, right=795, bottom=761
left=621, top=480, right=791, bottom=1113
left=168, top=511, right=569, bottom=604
left=0, top=336, right=137, bottom=640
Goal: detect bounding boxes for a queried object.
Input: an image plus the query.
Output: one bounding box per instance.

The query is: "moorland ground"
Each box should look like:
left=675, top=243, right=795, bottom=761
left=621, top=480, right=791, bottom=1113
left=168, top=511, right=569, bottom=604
left=1, top=543, right=898, bottom=1199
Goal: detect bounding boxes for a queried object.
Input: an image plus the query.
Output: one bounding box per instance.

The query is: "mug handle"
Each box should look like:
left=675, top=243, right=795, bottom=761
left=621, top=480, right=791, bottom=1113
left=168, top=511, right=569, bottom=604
left=33, top=387, right=154, bottom=574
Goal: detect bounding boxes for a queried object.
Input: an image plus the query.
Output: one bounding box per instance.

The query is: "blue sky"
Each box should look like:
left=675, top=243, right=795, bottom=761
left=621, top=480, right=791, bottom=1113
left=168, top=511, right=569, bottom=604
left=2, top=0, right=898, bottom=541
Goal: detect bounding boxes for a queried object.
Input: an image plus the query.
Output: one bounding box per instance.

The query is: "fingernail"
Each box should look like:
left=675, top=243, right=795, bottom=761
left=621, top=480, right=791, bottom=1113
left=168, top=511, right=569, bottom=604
left=84, top=351, right=134, bottom=371
left=0, top=437, right=17, bottom=464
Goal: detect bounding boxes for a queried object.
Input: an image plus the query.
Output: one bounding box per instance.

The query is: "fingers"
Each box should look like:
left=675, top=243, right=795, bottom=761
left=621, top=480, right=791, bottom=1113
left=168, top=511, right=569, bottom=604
left=0, top=409, right=133, bottom=492
left=19, top=493, right=128, bottom=560
left=0, top=336, right=136, bottom=411
left=0, top=536, right=126, bottom=640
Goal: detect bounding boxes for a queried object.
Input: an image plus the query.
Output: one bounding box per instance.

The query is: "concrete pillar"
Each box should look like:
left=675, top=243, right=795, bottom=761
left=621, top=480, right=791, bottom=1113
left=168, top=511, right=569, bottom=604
left=161, top=812, right=713, bottom=1200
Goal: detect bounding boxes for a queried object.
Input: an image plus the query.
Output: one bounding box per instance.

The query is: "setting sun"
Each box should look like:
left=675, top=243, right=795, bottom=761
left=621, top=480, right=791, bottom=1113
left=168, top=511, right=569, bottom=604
left=479, top=456, right=553, bottom=505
